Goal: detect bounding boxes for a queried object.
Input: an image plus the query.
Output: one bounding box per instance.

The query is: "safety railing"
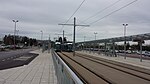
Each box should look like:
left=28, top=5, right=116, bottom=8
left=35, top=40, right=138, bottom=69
left=52, top=49, right=83, bottom=84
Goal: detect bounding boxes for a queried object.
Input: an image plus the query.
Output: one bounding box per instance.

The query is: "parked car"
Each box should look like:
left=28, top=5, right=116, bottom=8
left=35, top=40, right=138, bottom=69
left=0, top=44, right=7, bottom=49
left=0, top=45, right=4, bottom=51
left=144, top=51, right=150, bottom=57
left=132, top=50, right=139, bottom=54
left=126, top=50, right=132, bottom=54
left=115, top=50, right=119, bottom=53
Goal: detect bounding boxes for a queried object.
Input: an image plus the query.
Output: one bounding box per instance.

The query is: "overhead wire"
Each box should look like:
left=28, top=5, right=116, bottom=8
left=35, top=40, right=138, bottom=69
left=89, top=0, right=138, bottom=25
left=59, top=0, right=86, bottom=33
left=78, top=0, right=122, bottom=31
left=82, top=0, right=122, bottom=23
left=77, top=0, right=138, bottom=41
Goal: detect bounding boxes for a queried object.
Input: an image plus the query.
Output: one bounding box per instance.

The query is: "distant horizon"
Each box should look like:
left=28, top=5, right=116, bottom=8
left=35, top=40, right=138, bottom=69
left=0, top=0, right=150, bottom=42
left=1, top=32, right=150, bottom=43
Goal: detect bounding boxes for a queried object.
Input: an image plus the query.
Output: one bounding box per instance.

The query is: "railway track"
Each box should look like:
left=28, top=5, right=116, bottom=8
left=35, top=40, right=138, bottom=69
left=57, top=52, right=109, bottom=84
left=75, top=53, right=150, bottom=80
left=57, top=52, right=150, bottom=84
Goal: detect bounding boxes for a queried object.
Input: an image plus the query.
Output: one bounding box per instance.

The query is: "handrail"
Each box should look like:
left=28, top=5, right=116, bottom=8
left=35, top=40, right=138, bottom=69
left=52, top=50, right=83, bottom=84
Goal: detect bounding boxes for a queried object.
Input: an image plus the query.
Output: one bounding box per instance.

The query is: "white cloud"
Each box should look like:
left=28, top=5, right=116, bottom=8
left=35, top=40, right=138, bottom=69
left=0, top=0, right=149, bottom=42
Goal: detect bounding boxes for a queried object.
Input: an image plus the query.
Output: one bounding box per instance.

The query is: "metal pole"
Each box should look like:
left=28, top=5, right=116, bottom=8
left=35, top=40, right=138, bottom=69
left=42, top=31, right=43, bottom=40
left=89, top=43, right=91, bottom=54
left=84, top=36, right=86, bottom=51
left=13, top=20, right=18, bottom=49
left=105, top=42, right=107, bottom=55
left=94, top=32, right=97, bottom=53
left=98, top=43, right=100, bottom=54
left=73, top=17, right=76, bottom=56
left=48, top=34, right=50, bottom=53
left=124, top=25, right=126, bottom=59
left=14, top=22, right=16, bottom=49
left=41, top=31, right=42, bottom=41
left=95, top=34, right=96, bottom=40
left=62, top=30, right=65, bottom=51
left=123, top=24, right=128, bottom=59
left=41, top=30, right=43, bottom=52
left=58, top=17, right=89, bottom=56
left=112, top=42, right=116, bottom=56
left=140, top=41, right=142, bottom=62
left=63, top=30, right=64, bottom=44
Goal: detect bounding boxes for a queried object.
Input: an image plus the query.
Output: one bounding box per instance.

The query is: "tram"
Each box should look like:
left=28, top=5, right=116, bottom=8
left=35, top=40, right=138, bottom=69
left=54, top=42, right=73, bottom=52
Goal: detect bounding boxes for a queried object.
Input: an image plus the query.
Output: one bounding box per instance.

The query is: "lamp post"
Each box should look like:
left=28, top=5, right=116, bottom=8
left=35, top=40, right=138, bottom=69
left=40, top=30, right=44, bottom=52
left=48, top=34, right=51, bottom=53
left=12, top=20, right=19, bottom=49
left=94, top=32, right=97, bottom=40
left=94, top=32, right=97, bottom=53
left=84, top=36, right=86, bottom=51
left=40, top=30, right=43, bottom=41
left=123, top=24, right=128, bottom=59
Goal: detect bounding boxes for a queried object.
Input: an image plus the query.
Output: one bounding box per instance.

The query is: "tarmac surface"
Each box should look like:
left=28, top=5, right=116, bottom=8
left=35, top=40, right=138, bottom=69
left=0, top=53, right=38, bottom=70
left=0, top=49, right=57, bottom=84
left=77, top=50, right=150, bottom=70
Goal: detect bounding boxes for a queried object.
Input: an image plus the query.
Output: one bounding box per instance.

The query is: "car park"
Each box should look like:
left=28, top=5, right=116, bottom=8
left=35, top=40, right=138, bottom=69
left=126, top=50, right=132, bottom=54
left=144, top=51, right=150, bottom=57
left=0, top=45, right=5, bottom=51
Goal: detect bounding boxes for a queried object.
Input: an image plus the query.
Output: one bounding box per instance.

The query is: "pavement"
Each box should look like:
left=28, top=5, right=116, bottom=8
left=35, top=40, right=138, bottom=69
left=77, top=50, right=150, bottom=70
left=0, top=49, right=57, bottom=84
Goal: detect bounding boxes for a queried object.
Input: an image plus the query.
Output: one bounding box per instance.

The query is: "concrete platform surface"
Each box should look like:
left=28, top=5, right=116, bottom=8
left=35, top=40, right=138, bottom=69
left=0, top=50, right=57, bottom=84
left=77, top=51, right=150, bottom=70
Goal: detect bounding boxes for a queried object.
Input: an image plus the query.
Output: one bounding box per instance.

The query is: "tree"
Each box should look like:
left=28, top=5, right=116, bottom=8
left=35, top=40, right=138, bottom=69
left=126, top=42, right=130, bottom=50
left=32, top=39, right=37, bottom=46
left=3, top=35, right=7, bottom=44
left=63, top=37, right=67, bottom=42
left=3, top=35, right=13, bottom=45
left=22, top=36, right=29, bottom=46
left=3, top=34, right=37, bottom=46
left=58, top=37, right=62, bottom=43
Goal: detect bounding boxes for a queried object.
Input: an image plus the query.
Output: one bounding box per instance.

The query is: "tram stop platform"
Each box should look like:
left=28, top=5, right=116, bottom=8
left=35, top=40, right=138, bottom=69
left=0, top=49, right=57, bottom=84
left=77, top=51, right=150, bottom=70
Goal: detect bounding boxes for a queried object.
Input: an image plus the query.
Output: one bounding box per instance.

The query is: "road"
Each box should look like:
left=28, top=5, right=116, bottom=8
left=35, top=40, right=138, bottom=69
left=0, top=48, right=38, bottom=70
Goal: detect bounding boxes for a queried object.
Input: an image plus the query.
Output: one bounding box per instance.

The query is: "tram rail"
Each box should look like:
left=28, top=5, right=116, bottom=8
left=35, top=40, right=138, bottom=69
left=57, top=52, right=150, bottom=84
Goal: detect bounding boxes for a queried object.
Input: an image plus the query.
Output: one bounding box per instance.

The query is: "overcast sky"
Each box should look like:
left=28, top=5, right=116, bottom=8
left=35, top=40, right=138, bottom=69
left=0, top=0, right=150, bottom=42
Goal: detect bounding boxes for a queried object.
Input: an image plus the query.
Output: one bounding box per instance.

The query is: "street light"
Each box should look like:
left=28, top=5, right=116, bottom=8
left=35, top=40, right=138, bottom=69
left=123, top=23, right=128, bottom=59
left=94, top=32, right=98, bottom=53
left=94, top=32, right=98, bottom=40
left=84, top=36, right=86, bottom=51
left=12, top=20, right=19, bottom=49
left=40, top=30, right=43, bottom=52
left=40, top=30, right=43, bottom=41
